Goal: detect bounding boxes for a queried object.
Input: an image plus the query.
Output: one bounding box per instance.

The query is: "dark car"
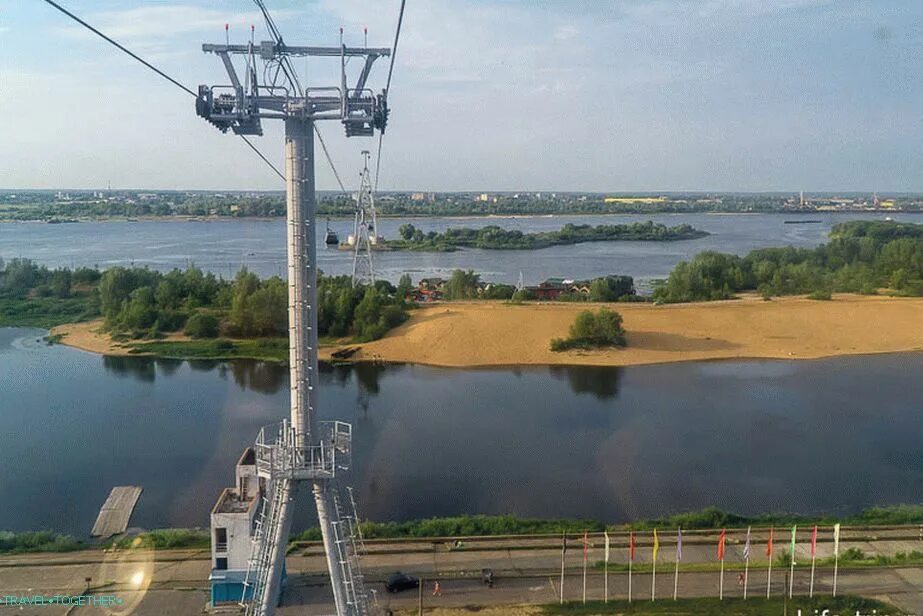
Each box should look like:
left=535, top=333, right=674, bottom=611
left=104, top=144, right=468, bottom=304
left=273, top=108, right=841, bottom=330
left=385, top=572, right=420, bottom=593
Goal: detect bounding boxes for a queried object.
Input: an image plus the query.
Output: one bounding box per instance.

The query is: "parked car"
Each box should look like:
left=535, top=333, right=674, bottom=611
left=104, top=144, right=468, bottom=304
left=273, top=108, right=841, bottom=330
left=385, top=572, right=419, bottom=593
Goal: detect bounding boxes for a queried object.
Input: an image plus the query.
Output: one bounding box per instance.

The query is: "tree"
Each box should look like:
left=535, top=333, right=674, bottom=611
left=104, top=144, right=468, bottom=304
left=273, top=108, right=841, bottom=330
left=396, top=274, right=413, bottom=301
left=398, top=224, right=416, bottom=240
left=444, top=269, right=480, bottom=300
left=550, top=308, right=627, bottom=351
left=184, top=313, right=220, bottom=338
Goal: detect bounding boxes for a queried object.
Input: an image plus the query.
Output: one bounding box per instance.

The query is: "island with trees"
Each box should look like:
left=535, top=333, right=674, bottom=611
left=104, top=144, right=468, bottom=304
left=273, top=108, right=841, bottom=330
left=384, top=221, right=707, bottom=251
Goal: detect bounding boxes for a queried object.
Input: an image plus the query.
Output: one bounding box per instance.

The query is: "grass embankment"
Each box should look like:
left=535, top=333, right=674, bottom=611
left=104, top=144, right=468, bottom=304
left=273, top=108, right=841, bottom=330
left=7, top=505, right=923, bottom=555
left=126, top=337, right=289, bottom=362
left=542, top=596, right=896, bottom=616
left=0, top=296, right=98, bottom=329
left=290, top=505, right=923, bottom=543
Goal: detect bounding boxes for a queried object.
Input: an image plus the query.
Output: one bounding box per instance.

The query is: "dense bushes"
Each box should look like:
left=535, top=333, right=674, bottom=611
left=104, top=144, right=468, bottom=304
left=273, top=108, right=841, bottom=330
left=550, top=308, right=627, bottom=351
left=0, top=531, right=84, bottom=554
left=654, top=221, right=923, bottom=302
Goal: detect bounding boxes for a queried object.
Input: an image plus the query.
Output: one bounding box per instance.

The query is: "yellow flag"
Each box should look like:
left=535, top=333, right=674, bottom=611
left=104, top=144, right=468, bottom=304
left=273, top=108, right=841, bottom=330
left=652, top=529, right=660, bottom=562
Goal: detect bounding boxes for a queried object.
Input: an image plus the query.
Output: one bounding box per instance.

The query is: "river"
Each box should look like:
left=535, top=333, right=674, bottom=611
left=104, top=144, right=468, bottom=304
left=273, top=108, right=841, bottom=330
left=2, top=213, right=921, bottom=288
left=2, top=327, right=921, bottom=536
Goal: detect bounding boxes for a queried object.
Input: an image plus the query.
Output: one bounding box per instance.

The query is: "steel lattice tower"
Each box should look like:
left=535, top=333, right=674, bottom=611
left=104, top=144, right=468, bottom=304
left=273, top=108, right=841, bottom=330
left=196, top=23, right=390, bottom=616
left=352, top=150, right=377, bottom=287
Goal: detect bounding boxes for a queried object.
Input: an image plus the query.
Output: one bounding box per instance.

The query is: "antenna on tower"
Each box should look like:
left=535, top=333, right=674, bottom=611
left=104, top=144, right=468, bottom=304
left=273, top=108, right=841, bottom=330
left=352, top=150, right=378, bottom=287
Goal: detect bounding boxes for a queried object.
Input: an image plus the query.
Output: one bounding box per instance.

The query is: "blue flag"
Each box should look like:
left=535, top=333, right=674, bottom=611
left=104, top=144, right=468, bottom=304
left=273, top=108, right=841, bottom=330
left=743, top=526, right=752, bottom=561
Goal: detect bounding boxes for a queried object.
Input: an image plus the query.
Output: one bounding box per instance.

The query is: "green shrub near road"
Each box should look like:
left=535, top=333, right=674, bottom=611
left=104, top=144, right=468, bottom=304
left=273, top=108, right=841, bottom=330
left=0, top=531, right=84, bottom=554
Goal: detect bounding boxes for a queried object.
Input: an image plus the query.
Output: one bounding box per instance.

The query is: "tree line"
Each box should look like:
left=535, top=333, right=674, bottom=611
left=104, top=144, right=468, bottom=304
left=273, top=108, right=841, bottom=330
left=0, top=259, right=407, bottom=342
left=653, top=221, right=923, bottom=302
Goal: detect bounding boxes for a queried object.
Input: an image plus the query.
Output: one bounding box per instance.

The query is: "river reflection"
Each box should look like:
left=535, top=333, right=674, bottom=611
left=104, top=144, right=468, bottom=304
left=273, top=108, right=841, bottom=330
left=2, top=327, right=922, bottom=534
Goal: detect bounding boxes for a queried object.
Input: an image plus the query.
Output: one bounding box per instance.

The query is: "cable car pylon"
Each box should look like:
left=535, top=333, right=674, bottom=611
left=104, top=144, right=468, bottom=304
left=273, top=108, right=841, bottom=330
left=352, top=150, right=378, bottom=287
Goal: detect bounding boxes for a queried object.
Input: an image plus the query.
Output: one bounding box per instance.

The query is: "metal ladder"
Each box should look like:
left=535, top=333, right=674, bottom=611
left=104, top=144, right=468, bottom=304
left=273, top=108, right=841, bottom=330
left=331, top=487, right=372, bottom=616
left=241, top=476, right=288, bottom=616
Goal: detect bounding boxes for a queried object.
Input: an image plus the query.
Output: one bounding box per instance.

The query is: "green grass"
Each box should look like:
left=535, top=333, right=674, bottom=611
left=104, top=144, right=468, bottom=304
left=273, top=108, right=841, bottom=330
left=127, top=337, right=289, bottom=362
left=542, top=596, right=896, bottom=615
left=0, top=296, right=98, bottom=328
left=107, top=529, right=209, bottom=550
left=0, top=531, right=85, bottom=554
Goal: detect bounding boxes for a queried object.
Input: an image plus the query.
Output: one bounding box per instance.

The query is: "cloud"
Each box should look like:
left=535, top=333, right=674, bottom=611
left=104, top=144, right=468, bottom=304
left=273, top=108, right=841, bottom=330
left=55, top=4, right=304, bottom=46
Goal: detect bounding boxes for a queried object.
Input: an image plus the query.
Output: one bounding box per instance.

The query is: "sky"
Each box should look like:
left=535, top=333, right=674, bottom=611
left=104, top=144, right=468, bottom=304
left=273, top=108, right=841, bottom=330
left=1, top=0, right=921, bottom=192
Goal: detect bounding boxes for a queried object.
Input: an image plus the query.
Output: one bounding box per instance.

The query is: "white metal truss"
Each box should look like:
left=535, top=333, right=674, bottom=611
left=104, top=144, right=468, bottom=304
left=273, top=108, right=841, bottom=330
left=351, top=150, right=377, bottom=288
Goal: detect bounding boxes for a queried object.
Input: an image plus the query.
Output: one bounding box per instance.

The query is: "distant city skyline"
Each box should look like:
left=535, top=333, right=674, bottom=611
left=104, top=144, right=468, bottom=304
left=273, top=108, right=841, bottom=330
left=2, top=1, right=922, bottom=192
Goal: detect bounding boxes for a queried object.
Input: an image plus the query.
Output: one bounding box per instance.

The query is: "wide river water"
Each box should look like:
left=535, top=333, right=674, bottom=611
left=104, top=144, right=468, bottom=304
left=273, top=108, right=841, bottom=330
left=2, top=212, right=922, bottom=287
left=2, top=327, right=921, bottom=536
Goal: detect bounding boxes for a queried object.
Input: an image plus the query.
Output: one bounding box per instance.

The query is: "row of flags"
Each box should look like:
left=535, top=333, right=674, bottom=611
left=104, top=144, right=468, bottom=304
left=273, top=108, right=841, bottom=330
left=561, top=523, right=844, bottom=603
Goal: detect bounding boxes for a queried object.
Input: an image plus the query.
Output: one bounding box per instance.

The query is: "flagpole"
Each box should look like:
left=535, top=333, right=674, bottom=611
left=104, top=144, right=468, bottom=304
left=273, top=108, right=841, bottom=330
left=673, top=556, right=679, bottom=601
left=788, top=525, right=797, bottom=599
left=628, top=531, right=634, bottom=604
left=559, top=532, right=565, bottom=605
left=809, top=552, right=816, bottom=598
left=604, top=531, right=609, bottom=604
left=767, top=556, right=773, bottom=599
left=651, top=529, right=658, bottom=602
left=719, top=559, right=724, bottom=600
left=767, top=527, right=774, bottom=600
left=742, top=526, right=751, bottom=600
left=833, top=551, right=839, bottom=597
left=628, top=558, right=632, bottom=603
left=744, top=558, right=749, bottom=599
left=673, top=527, right=681, bottom=601
left=651, top=559, right=656, bottom=602
left=582, top=530, right=587, bottom=605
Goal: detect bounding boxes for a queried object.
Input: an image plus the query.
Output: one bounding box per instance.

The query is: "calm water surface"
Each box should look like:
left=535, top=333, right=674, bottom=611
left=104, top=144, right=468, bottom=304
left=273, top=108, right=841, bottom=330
left=2, top=213, right=921, bottom=287
left=2, top=327, right=921, bottom=535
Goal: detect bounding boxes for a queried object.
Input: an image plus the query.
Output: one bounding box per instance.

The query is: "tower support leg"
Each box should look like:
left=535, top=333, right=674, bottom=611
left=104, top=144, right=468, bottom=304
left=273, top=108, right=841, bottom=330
left=282, top=116, right=349, bottom=615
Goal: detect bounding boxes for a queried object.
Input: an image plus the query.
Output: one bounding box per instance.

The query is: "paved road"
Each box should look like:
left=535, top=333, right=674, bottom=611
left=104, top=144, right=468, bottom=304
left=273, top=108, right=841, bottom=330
left=2, top=528, right=923, bottom=614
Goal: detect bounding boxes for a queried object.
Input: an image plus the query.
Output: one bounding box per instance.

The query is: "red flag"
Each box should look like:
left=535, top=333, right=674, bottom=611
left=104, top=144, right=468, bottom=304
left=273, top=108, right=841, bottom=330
left=717, top=528, right=727, bottom=561
left=811, top=525, right=818, bottom=558
left=766, top=527, right=774, bottom=557
left=583, top=530, right=588, bottom=563
left=630, top=531, right=635, bottom=561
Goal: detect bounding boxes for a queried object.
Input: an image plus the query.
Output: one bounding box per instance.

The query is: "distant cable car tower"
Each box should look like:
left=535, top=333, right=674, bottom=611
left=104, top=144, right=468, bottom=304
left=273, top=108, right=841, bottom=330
left=352, top=150, right=378, bottom=287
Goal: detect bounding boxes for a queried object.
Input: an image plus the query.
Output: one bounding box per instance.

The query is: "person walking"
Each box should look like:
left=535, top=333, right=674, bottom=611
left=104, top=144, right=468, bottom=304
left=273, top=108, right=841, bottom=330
left=433, top=581, right=442, bottom=596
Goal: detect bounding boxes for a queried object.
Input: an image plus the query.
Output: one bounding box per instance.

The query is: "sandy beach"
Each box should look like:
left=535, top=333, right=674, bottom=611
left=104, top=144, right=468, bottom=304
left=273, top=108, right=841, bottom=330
left=51, top=294, right=923, bottom=367
left=320, top=294, right=923, bottom=367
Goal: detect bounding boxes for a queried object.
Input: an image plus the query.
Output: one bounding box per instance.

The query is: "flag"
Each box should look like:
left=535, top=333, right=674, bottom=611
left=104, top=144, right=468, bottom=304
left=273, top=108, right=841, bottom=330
left=583, top=530, right=588, bottom=563
left=676, top=528, right=683, bottom=561
left=790, top=525, right=797, bottom=564
left=604, top=531, right=610, bottom=563
left=653, top=529, right=660, bottom=562
left=562, top=532, right=567, bottom=557
left=811, top=525, right=818, bottom=558
left=767, top=526, right=774, bottom=557
left=630, top=531, right=636, bottom=562
left=717, top=528, right=727, bottom=561
left=833, top=523, right=841, bottom=556
left=743, top=526, right=752, bottom=561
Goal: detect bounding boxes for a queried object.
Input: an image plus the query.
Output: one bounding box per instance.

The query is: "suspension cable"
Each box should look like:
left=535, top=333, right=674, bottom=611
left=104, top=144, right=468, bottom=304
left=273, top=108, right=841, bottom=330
left=314, top=125, right=349, bottom=196
left=375, top=0, right=407, bottom=192
left=39, top=0, right=284, bottom=182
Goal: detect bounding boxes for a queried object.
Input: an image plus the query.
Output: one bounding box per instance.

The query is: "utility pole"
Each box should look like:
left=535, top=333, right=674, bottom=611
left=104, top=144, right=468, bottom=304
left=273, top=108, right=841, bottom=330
left=196, top=14, right=392, bottom=616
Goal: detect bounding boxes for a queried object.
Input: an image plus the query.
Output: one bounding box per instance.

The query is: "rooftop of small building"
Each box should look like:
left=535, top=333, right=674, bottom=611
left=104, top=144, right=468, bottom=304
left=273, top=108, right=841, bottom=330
left=213, top=487, right=257, bottom=515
